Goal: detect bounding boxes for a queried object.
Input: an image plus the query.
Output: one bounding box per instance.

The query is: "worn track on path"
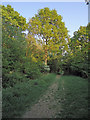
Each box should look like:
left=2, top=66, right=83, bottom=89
left=22, top=75, right=61, bottom=118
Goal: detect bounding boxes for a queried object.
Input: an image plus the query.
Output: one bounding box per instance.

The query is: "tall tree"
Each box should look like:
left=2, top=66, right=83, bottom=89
left=2, top=5, right=28, bottom=31
left=28, top=7, right=69, bottom=65
left=2, top=5, right=27, bottom=87
left=66, top=25, right=89, bottom=77
left=70, top=26, right=88, bottom=59
left=2, top=5, right=42, bottom=87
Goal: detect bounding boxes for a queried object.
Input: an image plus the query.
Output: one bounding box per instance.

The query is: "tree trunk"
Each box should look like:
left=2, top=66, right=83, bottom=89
left=45, top=47, right=47, bottom=65
left=26, top=45, right=30, bottom=57
left=45, top=39, right=48, bottom=65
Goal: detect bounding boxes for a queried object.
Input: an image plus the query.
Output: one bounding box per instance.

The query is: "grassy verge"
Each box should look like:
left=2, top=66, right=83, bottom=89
left=2, top=73, right=56, bottom=118
left=55, top=75, right=88, bottom=118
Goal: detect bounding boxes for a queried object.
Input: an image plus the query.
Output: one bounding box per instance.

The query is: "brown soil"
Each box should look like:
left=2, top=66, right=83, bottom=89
left=22, top=75, right=61, bottom=118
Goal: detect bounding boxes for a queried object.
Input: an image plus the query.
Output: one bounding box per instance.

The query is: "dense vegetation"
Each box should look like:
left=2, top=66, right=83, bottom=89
left=1, top=4, right=89, bottom=118
left=2, top=5, right=89, bottom=88
left=2, top=5, right=42, bottom=88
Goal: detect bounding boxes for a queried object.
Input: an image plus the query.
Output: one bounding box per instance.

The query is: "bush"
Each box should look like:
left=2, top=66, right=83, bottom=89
left=2, top=71, right=28, bottom=88
left=23, top=60, right=41, bottom=79
left=39, top=63, right=45, bottom=73
left=57, top=70, right=64, bottom=75
left=69, top=64, right=88, bottom=78
left=61, top=61, right=88, bottom=78
left=40, top=64, right=50, bottom=73
left=44, top=65, right=50, bottom=73
left=48, top=59, right=60, bottom=73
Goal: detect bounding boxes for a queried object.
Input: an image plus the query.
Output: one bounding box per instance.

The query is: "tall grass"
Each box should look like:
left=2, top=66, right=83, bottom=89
left=2, top=73, right=56, bottom=118
left=55, top=75, right=88, bottom=118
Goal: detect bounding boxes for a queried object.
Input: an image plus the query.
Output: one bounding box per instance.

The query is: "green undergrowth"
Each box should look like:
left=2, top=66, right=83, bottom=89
left=2, top=73, right=56, bottom=118
left=55, top=75, right=88, bottom=118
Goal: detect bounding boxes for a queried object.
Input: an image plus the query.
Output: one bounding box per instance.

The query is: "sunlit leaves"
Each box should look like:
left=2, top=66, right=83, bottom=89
left=2, top=5, right=28, bottom=31
left=28, top=7, right=69, bottom=65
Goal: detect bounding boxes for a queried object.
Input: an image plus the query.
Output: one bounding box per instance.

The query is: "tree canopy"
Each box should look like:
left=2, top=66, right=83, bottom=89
left=62, top=25, right=89, bottom=77
left=2, top=5, right=89, bottom=87
left=2, top=5, right=41, bottom=87
left=28, top=7, right=69, bottom=65
left=2, top=5, right=28, bottom=31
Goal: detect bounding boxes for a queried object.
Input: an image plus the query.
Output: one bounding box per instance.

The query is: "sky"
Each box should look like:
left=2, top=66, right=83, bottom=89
left=2, top=2, right=88, bottom=37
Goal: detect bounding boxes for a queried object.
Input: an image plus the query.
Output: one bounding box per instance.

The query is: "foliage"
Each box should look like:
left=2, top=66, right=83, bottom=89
left=2, top=5, right=42, bottom=88
left=43, top=65, right=50, bottom=73
left=86, top=22, right=90, bottom=78
left=2, top=4, right=89, bottom=119
left=55, top=75, right=88, bottom=118
left=22, top=58, right=41, bottom=79
left=61, top=26, right=89, bottom=78
left=57, top=70, right=64, bottom=75
left=48, top=58, right=59, bottom=73
left=2, top=4, right=89, bottom=88
left=2, top=5, right=28, bottom=31
left=2, top=73, right=56, bottom=118
left=2, top=17, right=27, bottom=87
left=70, top=26, right=88, bottom=55
left=3, top=71, right=28, bottom=88
left=86, top=22, right=90, bottom=38
left=26, top=34, right=45, bottom=62
left=28, top=7, right=69, bottom=65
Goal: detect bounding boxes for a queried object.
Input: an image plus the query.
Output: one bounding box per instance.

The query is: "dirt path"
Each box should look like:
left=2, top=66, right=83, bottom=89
left=22, top=75, right=61, bottom=118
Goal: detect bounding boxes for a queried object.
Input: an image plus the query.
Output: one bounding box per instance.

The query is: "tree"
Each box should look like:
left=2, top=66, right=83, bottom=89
left=66, top=25, right=89, bottom=77
left=2, top=19, right=27, bottom=87
left=2, top=5, right=42, bottom=87
left=87, top=22, right=90, bottom=38
left=28, top=7, right=69, bottom=65
left=2, top=5, right=28, bottom=31
left=26, top=34, right=44, bottom=63
left=2, top=5, right=27, bottom=75
left=70, top=26, right=88, bottom=60
left=2, top=5, right=26, bottom=87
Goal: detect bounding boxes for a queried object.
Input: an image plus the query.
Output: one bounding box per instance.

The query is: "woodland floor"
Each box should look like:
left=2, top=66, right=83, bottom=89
left=22, top=75, right=61, bottom=118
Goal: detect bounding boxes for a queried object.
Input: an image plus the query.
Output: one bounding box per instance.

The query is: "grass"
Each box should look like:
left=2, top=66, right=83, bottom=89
left=2, top=73, right=56, bottom=118
left=55, top=75, right=88, bottom=118
left=2, top=74, right=89, bottom=118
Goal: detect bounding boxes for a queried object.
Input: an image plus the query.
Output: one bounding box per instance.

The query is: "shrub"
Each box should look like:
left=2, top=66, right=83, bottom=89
left=48, top=59, right=59, bottom=73
left=57, top=70, right=64, bottom=75
left=23, top=60, right=41, bottom=79
left=40, top=64, right=50, bottom=73
left=2, top=71, right=28, bottom=88
left=44, top=65, right=50, bottom=73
